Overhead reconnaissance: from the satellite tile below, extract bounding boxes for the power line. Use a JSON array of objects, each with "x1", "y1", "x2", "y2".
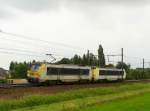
[
  {"x1": 0, "y1": 47, "x2": 68, "y2": 58},
  {"x1": 0, "y1": 36, "x2": 51, "y2": 50},
  {"x1": 0, "y1": 50, "x2": 45, "y2": 57},
  {"x1": 0, "y1": 38, "x2": 75, "y2": 56},
  {"x1": 0, "y1": 50, "x2": 64, "y2": 61},
  {"x1": 0, "y1": 50, "x2": 65, "y2": 65},
  {"x1": 0, "y1": 47, "x2": 44, "y2": 55},
  {"x1": 0, "y1": 30, "x2": 89, "y2": 51},
  {"x1": 1, "y1": 30, "x2": 150, "y2": 67},
  {"x1": 0, "y1": 32, "x2": 89, "y2": 57},
  {"x1": 124, "y1": 55, "x2": 143, "y2": 60},
  {"x1": 0, "y1": 43, "x2": 70, "y2": 61}
]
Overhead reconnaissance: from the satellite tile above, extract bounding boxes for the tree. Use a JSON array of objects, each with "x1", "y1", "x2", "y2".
[
  {"x1": 57, "y1": 58, "x2": 72, "y2": 64},
  {"x1": 105, "y1": 64, "x2": 114, "y2": 68},
  {"x1": 98, "y1": 45, "x2": 105, "y2": 67},
  {"x1": 82, "y1": 54, "x2": 87, "y2": 66},
  {"x1": 72, "y1": 54, "x2": 81, "y2": 65},
  {"x1": 9, "y1": 61, "x2": 15, "y2": 71},
  {"x1": 9, "y1": 61, "x2": 30, "y2": 78},
  {"x1": 87, "y1": 50, "x2": 90, "y2": 65},
  {"x1": 14, "y1": 63, "x2": 29, "y2": 78},
  {"x1": 91, "y1": 54, "x2": 98, "y2": 66},
  {"x1": 89, "y1": 53, "x2": 97, "y2": 66},
  {"x1": 116, "y1": 62, "x2": 130, "y2": 72}
]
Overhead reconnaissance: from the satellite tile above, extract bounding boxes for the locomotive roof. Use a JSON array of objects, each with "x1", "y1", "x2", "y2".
[
  {"x1": 100, "y1": 68, "x2": 124, "y2": 71},
  {"x1": 46, "y1": 64, "x2": 91, "y2": 69}
]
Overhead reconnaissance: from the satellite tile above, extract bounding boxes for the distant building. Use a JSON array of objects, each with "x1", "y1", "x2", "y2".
[{"x1": 0, "y1": 68, "x2": 8, "y2": 79}]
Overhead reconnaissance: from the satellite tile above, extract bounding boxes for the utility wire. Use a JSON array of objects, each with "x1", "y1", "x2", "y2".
[
  {"x1": 0, "y1": 50, "x2": 65, "y2": 61},
  {"x1": 0, "y1": 46, "x2": 74, "y2": 57},
  {"x1": 0, "y1": 50, "x2": 45, "y2": 57},
  {"x1": 1, "y1": 30, "x2": 150, "y2": 67},
  {"x1": 0, "y1": 47, "x2": 66, "y2": 58},
  {"x1": 0, "y1": 31, "x2": 89, "y2": 51},
  {"x1": 0, "y1": 33, "x2": 88, "y2": 56},
  {"x1": 0, "y1": 36, "x2": 77, "y2": 57},
  {"x1": 0, "y1": 36, "x2": 51, "y2": 50},
  {"x1": 0, "y1": 47, "x2": 44, "y2": 55}
]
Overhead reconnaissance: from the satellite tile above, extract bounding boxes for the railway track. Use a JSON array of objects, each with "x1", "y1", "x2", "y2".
[
  {"x1": 0, "y1": 79, "x2": 150, "y2": 89},
  {"x1": 0, "y1": 83, "x2": 33, "y2": 88}
]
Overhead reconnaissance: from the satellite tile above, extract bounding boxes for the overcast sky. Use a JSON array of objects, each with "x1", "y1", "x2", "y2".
[{"x1": 0, "y1": 0, "x2": 150, "y2": 69}]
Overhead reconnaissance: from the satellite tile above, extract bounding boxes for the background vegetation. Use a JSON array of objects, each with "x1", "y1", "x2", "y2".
[
  {"x1": 8, "y1": 44, "x2": 150, "y2": 80},
  {"x1": 9, "y1": 62, "x2": 31, "y2": 78}
]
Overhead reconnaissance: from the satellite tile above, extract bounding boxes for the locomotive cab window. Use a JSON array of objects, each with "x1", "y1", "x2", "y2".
[
  {"x1": 80, "y1": 69, "x2": 89, "y2": 75},
  {"x1": 31, "y1": 65, "x2": 40, "y2": 71},
  {"x1": 99, "y1": 70, "x2": 106, "y2": 75},
  {"x1": 60, "y1": 68, "x2": 80, "y2": 75},
  {"x1": 99, "y1": 70, "x2": 124, "y2": 75},
  {"x1": 47, "y1": 68, "x2": 59, "y2": 75}
]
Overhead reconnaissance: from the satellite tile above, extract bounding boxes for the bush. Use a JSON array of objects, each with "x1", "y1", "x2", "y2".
[
  {"x1": 127, "y1": 69, "x2": 150, "y2": 80},
  {"x1": 0, "y1": 79, "x2": 7, "y2": 83}
]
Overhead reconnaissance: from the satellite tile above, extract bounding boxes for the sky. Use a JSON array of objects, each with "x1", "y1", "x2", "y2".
[{"x1": 0, "y1": 0, "x2": 150, "y2": 69}]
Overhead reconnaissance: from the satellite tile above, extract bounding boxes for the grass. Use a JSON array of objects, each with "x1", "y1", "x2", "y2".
[
  {"x1": 80, "y1": 92, "x2": 150, "y2": 111},
  {"x1": 13, "y1": 88, "x2": 150, "y2": 111},
  {"x1": 0, "y1": 83, "x2": 150, "y2": 111}
]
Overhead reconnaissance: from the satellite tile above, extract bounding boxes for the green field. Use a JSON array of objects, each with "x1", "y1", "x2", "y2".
[
  {"x1": 80, "y1": 92, "x2": 150, "y2": 111},
  {"x1": 1, "y1": 82, "x2": 150, "y2": 111}
]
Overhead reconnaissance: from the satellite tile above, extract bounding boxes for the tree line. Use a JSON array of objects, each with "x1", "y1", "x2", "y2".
[
  {"x1": 9, "y1": 44, "x2": 107, "y2": 78},
  {"x1": 9, "y1": 61, "x2": 31, "y2": 78},
  {"x1": 57, "y1": 45, "x2": 106, "y2": 67},
  {"x1": 8, "y1": 44, "x2": 150, "y2": 80}
]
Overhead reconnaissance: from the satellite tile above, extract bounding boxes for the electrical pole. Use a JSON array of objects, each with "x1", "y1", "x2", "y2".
[
  {"x1": 87, "y1": 50, "x2": 90, "y2": 66},
  {"x1": 143, "y1": 58, "x2": 145, "y2": 79},
  {"x1": 121, "y1": 48, "x2": 124, "y2": 70},
  {"x1": 121, "y1": 48, "x2": 124, "y2": 80}
]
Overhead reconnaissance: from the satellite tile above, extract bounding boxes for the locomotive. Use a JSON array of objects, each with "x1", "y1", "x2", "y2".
[{"x1": 27, "y1": 63, "x2": 126, "y2": 84}]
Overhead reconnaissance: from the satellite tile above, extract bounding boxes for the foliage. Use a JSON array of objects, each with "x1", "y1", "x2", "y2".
[
  {"x1": 116, "y1": 62, "x2": 130, "y2": 72},
  {"x1": 57, "y1": 44, "x2": 106, "y2": 67},
  {"x1": 115, "y1": 62, "x2": 150, "y2": 80},
  {"x1": 98, "y1": 45, "x2": 105, "y2": 67},
  {"x1": 0, "y1": 79, "x2": 7, "y2": 83},
  {"x1": 9, "y1": 61, "x2": 31, "y2": 78},
  {"x1": 57, "y1": 58, "x2": 72, "y2": 64},
  {"x1": 127, "y1": 69, "x2": 150, "y2": 80},
  {"x1": 105, "y1": 64, "x2": 114, "y2": 68},
  {"x1": 72, "y1": 54, "x2": 82, "y2": 65}
]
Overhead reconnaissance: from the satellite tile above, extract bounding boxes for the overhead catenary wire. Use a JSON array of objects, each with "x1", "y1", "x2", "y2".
[
  {"x1": 0, "y1": 30, "x2": 89, "y2": 52},
  {"x1": 0, "y1": 50, "x2": 45, "y2": 57},
  {"x1": 0, "y1": 35, "x2": 80, "y2": 53},
  {"x1": 124, "y1": 55, "x2": 143, "y2": 60},
  {"x1": 0, "y1": 36, "x2": 52, "y2": 50},
  {"x1": 0, "y1": 47, "x2": 44, "y2": 55},
  {"x1": 0, "y1": 31, "x2": 81, "y2": 56},
  {"x1": 0, "y1": 50, "x2": 64, "y2": 60},
  {"x1": 0, "y1": 38, "x2": 67, "y2": 58},
  {"x1": 0, "y1": 46, "x2": 149, "y2": 68},
  {"x1": 0, "y1": 31, "x2": 89, "y2": 57},
  {"x1": 0, "y1": 36, "x2": 79, "y2": 57},
  {"x1": 1, "y1": 30, "x2": 150, "y2": 68},
  {"x1": 0, "y1": 47, "x2": 65, "y2": 57}
]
